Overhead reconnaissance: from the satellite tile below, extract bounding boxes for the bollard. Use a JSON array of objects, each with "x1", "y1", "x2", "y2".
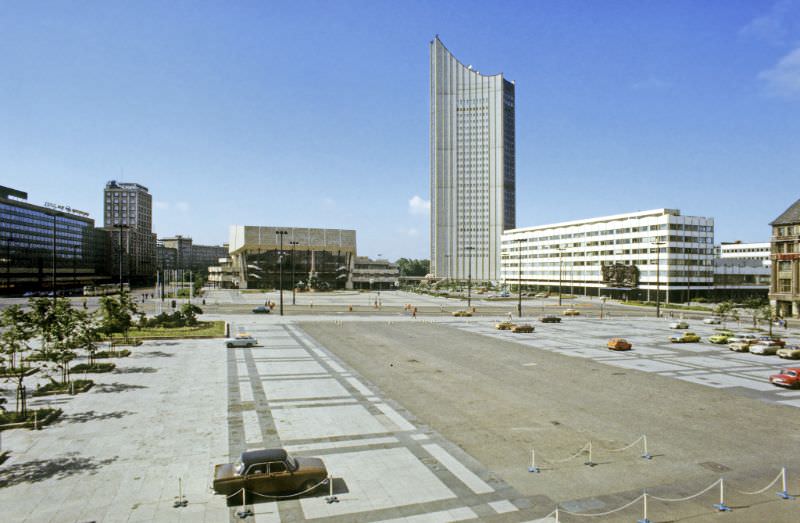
[
  {"x1": 325, "y1": 474, "x2": 339, "y2": 503},
  {"x1": 637, "y1": 491, "x2": 650, "y2": 523},
  {"x1": 713, "y1": 478, "x2": 731, "y2": 511},
  {"x1": 34, "y1": 411, "x2": 38, "y2": 430},
  {"x1": 642, "y1": 434, "x2": 652, "y2": 460},
  {"x1": 778, "y1": 467, "x2": 794, "y2": 499},
  {"x1": 528, "y1": 448, "x2": 540, "y2": 473},
  {"x1": 584, "y1": 441, "x2": 595, "y2": 467}
]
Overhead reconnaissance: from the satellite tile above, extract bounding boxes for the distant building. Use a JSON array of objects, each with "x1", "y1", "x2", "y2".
[
  {"x1": 769, "y1": 199, "x2": 800, "y2": 318},
  {"x1": 0, "y1": 185, "x2": 109, "y2": 294},
  {"x1": 430, "y1": 37, "x2": 515, "y2": 282},
  {"x1": 228, "y1": 226, "x2": 356, "y2": 290},
  {"x1": 351, "y1": 257, "x2": 399, "y2": 290},
  {"x1": 156, "y1": 242, "x2": 178, "y2": 271},
  {"x1": 158, "y1": 235, "x2": 227, "y2": 273},
  {"x1": 100, "y1": 181, "x2": 156, "y2": 285},
  {"x1": 712, "y1": 241, "x2": 770, "y2": 300},
  {"x1": 208, "y1": 257, "x2": 236, "y2": 288},
  {"x1": 500, "y1": 209, "x2": 715, "y2": 301},
  {"x1": 718, "y1": 241, "x2": 771, "y2": 262}
]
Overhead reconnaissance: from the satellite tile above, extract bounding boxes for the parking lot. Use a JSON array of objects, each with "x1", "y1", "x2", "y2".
[{"x1": 1, "y1": 300, "x2": 799, "y2": 522}]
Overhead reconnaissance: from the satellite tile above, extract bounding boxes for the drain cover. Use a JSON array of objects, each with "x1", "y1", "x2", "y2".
[{"x1": 699, "y1": 461, "x2": 731, "y2": 473}]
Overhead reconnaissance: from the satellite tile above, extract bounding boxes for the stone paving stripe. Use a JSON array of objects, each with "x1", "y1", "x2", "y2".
[
  {"x1": 376, "y1": 402, "x2": 416, "y2": 431},
  {"x1": 488, "y1": 499, "x2": 519, "y2": 514},
  {"x1": 374, "y1": 506, "x2": 479, "y2": 523},
  {"x1": 269, "y1": 398, "x2": 359, "y2": 408},
  {"x1": 411, "y1": 434, "x2": 430, "y2": 441},
  {"x1": 346, "y1": 376, "x2": 374, "y2": 396},
  {"x1": 284, "y1": 436, "x2": 400, "y2": 453},
  {"x1": 243, "y1": 410, "x2": 262, "y2": 445},
  {"x1": 778, "y1": 399, "x2": 800, "y2": 407},
  {"x1": 422, "y1": 444, "x2": 494, "y2": 494}
]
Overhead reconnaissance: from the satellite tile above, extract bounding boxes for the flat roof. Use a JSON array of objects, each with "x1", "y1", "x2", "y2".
[{"x1": 504, "y1": 208, "x2": 713, "y2": 235}]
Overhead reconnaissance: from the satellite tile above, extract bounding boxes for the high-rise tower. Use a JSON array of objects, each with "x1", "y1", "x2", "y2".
[{"x1": 430, "y1": 36, "x2": 515, "y2": 282}]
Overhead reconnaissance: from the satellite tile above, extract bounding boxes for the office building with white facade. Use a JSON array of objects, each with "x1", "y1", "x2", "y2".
[
  {"x1": 500, "y1": 209, "x2": 715, "y2": 302},
  {"x1": 430, "y1": 36, "x2": 515, "y2": 282}
]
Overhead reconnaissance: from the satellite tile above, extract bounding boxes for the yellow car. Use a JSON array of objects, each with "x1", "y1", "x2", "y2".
[
  {"x1": 670, "y1": 332, "x2": 701, "y2": 343},
  {"x1": 452, "y1": 310, "x2": 472, "y2": 317},
  {"x1": 563, "y1": 308, "x2": 580, "y2": 316},
  {"x1": 495, "y1": 321, "x2": 515, "y2": 330}
]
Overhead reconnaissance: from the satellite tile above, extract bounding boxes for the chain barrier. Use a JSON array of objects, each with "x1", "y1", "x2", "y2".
[
  {"x1": 545, "y1": 442, "x2": 590, "y2": 464},
  {"x1": 604, "y1": 435, "x2": 643, "y2": 453},
  {"x1": 648, "y1": 479, "x2": 721, "y2": 502},
  {"x1": 224, "y1": 475, "x2": 330, "y2": 501},
  {"x1": 735, "y1": 469, "x2": 783, "y2": 495},
  {"x1": 531, "y1": 435, "x2": 649, "y2": 470}
]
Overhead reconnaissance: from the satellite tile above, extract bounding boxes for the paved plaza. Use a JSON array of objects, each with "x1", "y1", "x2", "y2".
[{"x1": 1, "y1": 292, "x2": 799, "y2": 522}]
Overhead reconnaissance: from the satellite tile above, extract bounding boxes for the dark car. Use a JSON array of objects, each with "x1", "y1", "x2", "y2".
[
  {"x1": 213, "y1": 448, "x2": 328, "y2": 499},
  {"x1": 540, "y1": 315, "x2": 561, "y2": 323},
  {"x1": 252, "y1": 306, "x2": 270, "y2": 314}
]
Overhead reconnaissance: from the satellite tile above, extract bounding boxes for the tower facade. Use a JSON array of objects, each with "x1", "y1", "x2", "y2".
[{"x1": 430, "y1": 37, "x2": 515, "y2": 282}]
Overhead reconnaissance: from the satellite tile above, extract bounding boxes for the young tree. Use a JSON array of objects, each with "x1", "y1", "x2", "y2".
[
  {"x1": 99, "y1": 292, "x2": 137, "y2": 341},
  {"x1": 759, "y1": 304, "x2": 775, "y2": 337},
  {"x1": 0, "y1": 305, "x2": 35, "y2": 415},
  {"x1": 75, "y1": 310, "x2": 103, "y2": 367},
  {"x1": 743, "y1": 297, "x2": 766, "y2": 329},
  {"x1": 180, "y1": 303, "x2": 203, "y2": 326},
  {"x1": 714, "y1": 301, "x2": 733, "y2": 329}
]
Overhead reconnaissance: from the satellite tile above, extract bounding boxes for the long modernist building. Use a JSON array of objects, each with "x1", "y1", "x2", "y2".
[
  {"x1": 430, "y1": 36, "x2": 515, "y2": 282},
  {"x1": 228, "y1": 226, "x2": 357, "y2": 290},
  {"x1": 500, "y1": 209, "x2": 715, "y2": 302}
]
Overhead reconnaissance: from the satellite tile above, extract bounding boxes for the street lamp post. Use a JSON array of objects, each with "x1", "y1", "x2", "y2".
[
  {"x1": 653, "y1": 240, "x2": 666, "y2": 318},
  {"x1": 465, "y1": 246, "x2": 474, "y2": 309},
  {"x1": 377, "y1": 253, "x2": 383, "y2": 308},
  {"x1": 276, "y1": 230, "x2": 288, "y2": 316},
  {"x1": 52, "y1": 213, "x2": 57, "y2": 304},
  {"x1": 557, "y1": 247, "x2": 565, "y2": 307},
  {"x1": 116, "y1": 224, "x2": 129, "y2": 296},
  {"x1": 289, "y1": 241, "x2": 299, "y2": 305},
  {"x1": 515, "y1": 238, "x2": 524, "y2": 317}
]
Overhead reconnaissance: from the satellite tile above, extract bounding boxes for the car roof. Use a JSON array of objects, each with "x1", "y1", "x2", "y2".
[{"x1": 240, "y1": 448, "x2": 287, "y2": 465}]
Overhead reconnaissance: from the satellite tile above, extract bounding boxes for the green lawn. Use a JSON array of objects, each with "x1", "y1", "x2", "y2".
[{"x1": 111, "y1": 320, "x2": 225, "y2": 339}]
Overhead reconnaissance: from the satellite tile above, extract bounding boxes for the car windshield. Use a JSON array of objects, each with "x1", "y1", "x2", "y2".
[{"x1": 286, "y1": 456, "x2": 298, "y2": 471}]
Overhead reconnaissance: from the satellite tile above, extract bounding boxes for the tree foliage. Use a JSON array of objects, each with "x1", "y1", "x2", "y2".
[{"x1": 396, "y1": 258, "x2": 430, "y2": 277}]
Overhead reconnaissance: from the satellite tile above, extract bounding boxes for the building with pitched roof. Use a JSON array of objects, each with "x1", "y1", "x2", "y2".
[{"x1": 769, "y1": 198, "x2": 800, "y2": 317}]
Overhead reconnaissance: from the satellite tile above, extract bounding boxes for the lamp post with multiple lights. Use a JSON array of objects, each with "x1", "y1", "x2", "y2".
[
  {"x1": 289, "y1": 240, "x2": 299, "y2": 305},
  {"x1": 653, "y1": 240, "x2": 666, "y2": 318},
  {"x1": 515, "y1": 238, "x2": 524, "y2": 317},
  {"x1": 465, "y1": 246, "x2": 475, "y2": 309},
  {"x1": 276, "y1": 230, "x2": 288, "y2": 316}
]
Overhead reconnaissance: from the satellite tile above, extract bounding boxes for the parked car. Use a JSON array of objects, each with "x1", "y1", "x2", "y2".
[
  {"x1": 777, "y1": 345, "x2": 800, "y2": 360},
  {"x1": 670, "y1": 332, "x2": 701, "y2": 343},
  {"x1": 495, "y1": 321, "x2": 515, "y2": 330},
  {"x1": 728, "y1": 342, "x2": 752, "y2": 352},
  {"x1": 226, "y1": 335, "x2": 258, "y2": 348},
  {"x1": 669, "y1": 321, "x2": 689, "y2": 329},
  {"x1": 540, "y1": 315, "x2": 561, "y2": 323},
  {"x1": 213, "y1": 448, "x2": 328, "y2": 497},
  {"x1": 756, "y1": 336, "x2": 786, "y2": 348},
  {"x1": 750, "y1": 343, "x2": 779, "y2": 355},
  {"x1": 727, "y1": 334, "x2": 759, "y2": 344},
  {"x1": 534, "y1": 292, "x2": 550, "y2": 298},
  {"x1": 769, "y1": 368, "x2": 800, "y2": 389},
  {"x1": 452, "y1": 310, "x2": 472, "y2": 317},
  {"x1": 512, "y1": 324, "x2": 534, "y2": 333},
  {"x1": 252, "y1": 306, "x2": 270, "y2": 314},
  {"x1": 708, "y1": 333, "x2": 733, "y2": 344},
  {"x1": 607, "y1": 338, "x2": 632, "y2": 351},
  {"x1": 703, "y1": 317, "x2": 722, "y2": 325},
  {"x1": 563, "y1": 308, "x2": 580, "y2": 316}
]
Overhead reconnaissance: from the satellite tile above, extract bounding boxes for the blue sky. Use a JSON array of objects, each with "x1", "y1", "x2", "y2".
[{"x1": 1, "y1": 1, "x2": 799, "y2": 260}]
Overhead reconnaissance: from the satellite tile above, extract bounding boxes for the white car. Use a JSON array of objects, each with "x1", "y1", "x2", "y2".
[
  {"x1": 703, "y1": 317, "x2": 721, "y2": 325},
  {"x1": 750, "y1": 343, "x2": 779, "y2": 355},
  {"x1": 727, "y1": 334, "x2": 759, "y2": 344},
  {"x1": 225, "y1": 335, "x2": 258, "y2": 348},
  {"x1": 669, "y1": 321, "x2": 689, "y2": 329}
]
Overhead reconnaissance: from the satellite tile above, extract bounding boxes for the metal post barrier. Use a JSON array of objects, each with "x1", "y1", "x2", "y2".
[
  {"x1": 637, "y1": 491, "x2": 650, "y2": 523},
  {"x1": 325, "y1": 474, "x2": 339, "y2": 503},
  {"x1": 778, "y1": 467, "x2": 794, "y2": 500},
  {"x1": 713, "y1": 478, "x2": 731, "y2": 511},
  {"x1": 528, "y1": 448, "x2": 540, "y2": 473},
  {"x1": 236, "y1": 489, "x2": 252, "y2": 519},
  {"x1": 584, "y1": 441, "x2": 595, "y2": 467},
  {"x1": 642, "y1": 434, "x2": 652, "y2": 460}
]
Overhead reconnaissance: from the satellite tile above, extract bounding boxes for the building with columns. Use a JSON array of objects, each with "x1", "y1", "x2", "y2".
[{"x1": 769, "y1": 199, "x2": 800, "y2": 318}]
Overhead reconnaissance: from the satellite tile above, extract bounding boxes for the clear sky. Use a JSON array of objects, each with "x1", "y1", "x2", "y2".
[{"x1": 1, "y1": 1, "x2": 798, "y2": 260}]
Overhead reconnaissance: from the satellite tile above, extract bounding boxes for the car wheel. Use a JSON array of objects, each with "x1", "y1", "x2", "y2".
[
  {"x1": 299, "y1": 479, "x2": 318, "y2": 496},
  {"x1": 226, "y1": 343, "x2": 233, "y2": 348},
  {"x1": 247, "y1": 343, "x2": 253, "y2": 348}
]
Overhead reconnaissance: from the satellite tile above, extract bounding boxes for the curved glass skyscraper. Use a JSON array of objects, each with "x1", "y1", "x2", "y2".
[{"x1": 430, "y1": 36, "x2": 515, "y2": 282}]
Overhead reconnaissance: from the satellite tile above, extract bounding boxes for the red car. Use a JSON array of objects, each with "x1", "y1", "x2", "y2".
[
  {"x1": 769, "y1": 368, "x2": 800, "y2": 389},
  {"x1": 757, "y1": 336, "x2": 786, "y2": 347}
]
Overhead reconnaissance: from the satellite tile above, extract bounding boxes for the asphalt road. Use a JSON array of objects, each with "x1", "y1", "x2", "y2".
[{"x1": 300, "y1": 320, "x2": 800, "y2": 522}]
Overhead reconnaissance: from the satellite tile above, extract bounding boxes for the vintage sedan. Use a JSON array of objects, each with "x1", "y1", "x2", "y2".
[
  {"x1": 252, "y1": 306, "x2": 271, "y2": 314},
  {"x1": 225, "y1": 335, "x2": 258, "y2": 348},
  {"x1": 563, "y1": 308, "x2": 580, "y2": 316},
  {"x1": 213, "y1": 448, "x2": 328, "y2": 498},
  {"x1": 495, "y1": 321, "x2": 515, "y2": 330},
  {"x1": 669, "y1": 321, "x2": 689, "y2": 329},
  {"x1": 670, "y1": 332, "x2": 701, "y2": 343},
  {"x1": 728, "y1": 341, "x2": 752, "y2": 352},
  {"x1": 750, "y1": 342, "x2": 779, "y2": 356},
  {"x1": 512, "y1": 323, "x2": 535, "y2": 333},
  {"x1": 769, "y1": 368, "x2": 800, "y2": 389},
  {"x1": 777, "y1": 345, "x2": 800, "y2": 360},
  {"x1": 756, "y1": 336, "x2": 786, "y2": 348},
  {"x1": 607, "y1": 338, "x2": 632, "y2": 351},
  {"x1": 708, "y1": 333, "x2": 733, "y2": 344},
  {"x1": 452, "y1": 310, "x2": 472, "y2": 317},
  {"x1": 540, "y1": 315, "x2": 562, "y2": 323},
  {"x1": 727, "y1": 334, "x2": 759, "y2": 345},
  {"x1": 703, "y1": 317, "x2": 722, "y2": 325}
]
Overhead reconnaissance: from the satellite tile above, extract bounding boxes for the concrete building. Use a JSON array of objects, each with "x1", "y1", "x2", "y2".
[
  {"x1": 351, "y1": 257, "x2": 400, "y2": 290},
  {"x1": 208, "y1": 257, "x2": 237, "y2": 288},
  {"x1": 712, "y1": 241, "x2": 770, "y2": 300},
  {"x1": 500, "y1": 209, "x2": 715, "y2": 301},
  {"x1": 228, "y1": 226, "x2": 357, "y2": 290},
  {"x1": 719, "y1": 241, "x2": 771, "y2": 261},
  {"x1": 430, "y1": 36, "x2": 515, "y2": 282},
  {"x1": 0, "y1": 185, "x2": 109, "y2": 294},
  {"x1": 101, "y1": 181, "x2": 156, "y2": 284},
  {"x1": 769, "y1": 199, "x2": 800, "y2": 317},
  {"x1": 158, "y1": 235, "x2": 227, "y2": 273}
]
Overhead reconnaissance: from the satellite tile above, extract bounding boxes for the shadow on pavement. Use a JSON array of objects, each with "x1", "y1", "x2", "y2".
[
  {"x1": 0, "y1": 453, "x2": 118, "y2": 487},
  {"x1": 93, "y1": 382, "x2": 148, "y2": 394},
  {"x1": 61, "y1": 410, "x2": 134, "y2": 424},
  {"x1": 136, "y1": 350, "x2": 174, "y2": 357},
  {"x1": 112, "y1": 367, "x2": 157, "y2": 374},
  {"x1": 226, "y1": 478, "x2": 350, "y2": 507}
]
